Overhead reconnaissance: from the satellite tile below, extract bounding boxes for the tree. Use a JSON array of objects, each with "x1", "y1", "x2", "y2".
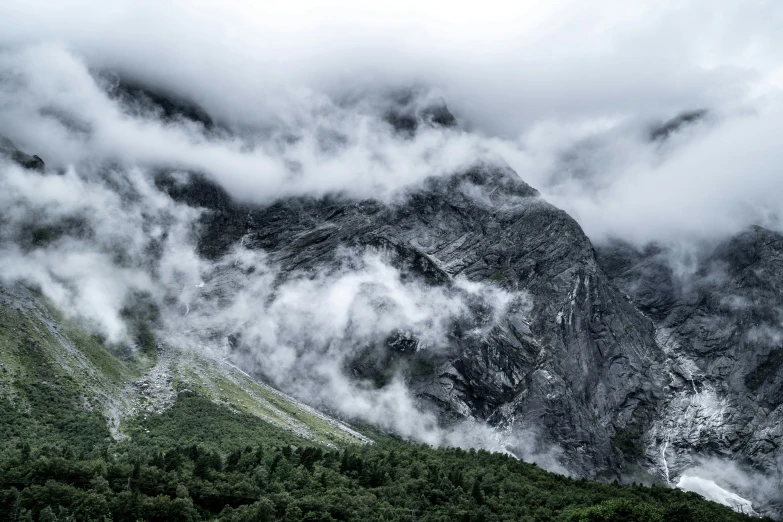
[
  {"x1": 564, "y1": 499, "x2": 665, "y2": 522},
  {"x1": 471, "y1": 477, "x2": 484, "y2": 505},
  {"x1": 39, "y1": 506, "x2": 57, "y2": 522}
]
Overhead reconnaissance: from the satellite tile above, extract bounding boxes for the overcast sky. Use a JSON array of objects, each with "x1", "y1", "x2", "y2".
[{"x1": 1, "y1": 0, "x2": 783, "y2": 245}]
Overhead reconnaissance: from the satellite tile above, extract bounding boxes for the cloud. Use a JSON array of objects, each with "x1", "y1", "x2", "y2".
[
  {"x1": 3, "y1": 0, "x2": 783, "y2": 481},
  {"x1": 170, "y1": 247, "x2": 530, "y2": 448},
  {"x1": 0, "y1": 149, "x2": 551, "y2": 467},
  {"x1": 0, "y1": 160, "x2": 201, "y2": 341},
  {"x1": 0, "y1": 0, "x2": 776, "y2": 133},
  {"x1": 0, "y1": 44, "x2": 501, "y2": 203},
  {"x1": 1, "y1": 0, "x2": 783, "y2": 245},
  {"x1": 514, "y1": 101, "x2": 783, "y2": 245},
  {"x1": 677, "y1": 475, "x2": 757, "y2": 515},
  {"x1": 677, "y1": 457, "x2": 783, "y2": 516}
]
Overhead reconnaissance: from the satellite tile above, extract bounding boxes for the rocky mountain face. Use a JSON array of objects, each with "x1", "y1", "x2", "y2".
[
  {"x1": 0, "y1": 136, "x2": 45, "y2": 172},
  {"x1": 597, "y1": 228, "x2": 783, "y2": 511},
  {"x1": 5, "y1": 83, "x2": 782, "y2": 514},
  {"x1": 158, "y1": 152, "x2": 668, "y2": 478},
  {"x1": 153, "y1": 96, "x2": 783, "y2": 512}
]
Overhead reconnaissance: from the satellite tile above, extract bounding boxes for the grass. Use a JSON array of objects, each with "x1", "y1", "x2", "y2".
[
  {"x1": 489, "y1": 269, "x2": 509, "y2": 281},
  {"x1": 178, "y1": 354, "x2": 368, "y2": 446},
  {"x1": 122, "y1": 392, "x2": 304, "y2": 453},
  {"x1": 61, "y1": 321, "x2": 138, "y2": 386},
  {"x1": 1, "y1": 285, "x2": 367, "y2": 479},
  {"x1": 0, "y1": 305, "x2": 112, "y2": 456}
]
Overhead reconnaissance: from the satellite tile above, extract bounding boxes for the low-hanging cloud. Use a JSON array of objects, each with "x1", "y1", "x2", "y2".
[
  {"x1": 3, "y1": 0, "x2": 783, "y2": 485},
  {"x1": 169, "y1": 246, "x2": 533, "y2": 447},
  {"x1": 677, "y1": 457, "x2": 783, "y2": 515},
  {"x1": 508, "y1": 101, "x2": 783, "y2": 246},
  {"x1": 0, "y1": 160, "x2": 201, "y2": 341},
  {"x1": 1, "y1": 0, "x2": 783, "y2": 246},
  {"x1": 0, "y1": 44, "x2": 499, "y2": 203},
  {"x1": 0, "y1": 150, "x2": 556, "y2": 468}
]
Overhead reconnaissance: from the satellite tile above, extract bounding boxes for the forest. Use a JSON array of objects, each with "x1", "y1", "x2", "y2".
[{"x1": 0, "y1": 386, "x2": 768, "y2": 522}]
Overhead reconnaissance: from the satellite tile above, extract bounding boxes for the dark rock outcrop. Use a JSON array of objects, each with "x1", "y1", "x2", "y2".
[
  {"x1": 0, "y1": 136, "x2": 45, "y2": 171},
  {"x1": 597, "y1": 227, "x2": 783, "y2": 512},
  {"x1": 383, "y1": 89, "x2": 458, "y2": 136},
  {"x1": 649, "y1": 109, "x2": 708, "y2": 141},
  {"x1": 103, "y1": 76, "x2": 216, "y2": 130},
  {"x1": 162, "y1": 165, "x2": 666, "y2": 477}
]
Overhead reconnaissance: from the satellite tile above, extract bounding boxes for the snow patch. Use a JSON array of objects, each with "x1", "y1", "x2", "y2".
[{"x1": 677, "y1": 474, "x2": 758, "y2": 516}]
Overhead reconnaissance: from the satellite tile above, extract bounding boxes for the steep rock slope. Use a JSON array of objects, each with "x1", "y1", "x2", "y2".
[
  {"x1": 597, "y1": 227, "x2": 783, "y2": 511},
  {"x1": 9, "y1": 82, "x2": 782, "y2": 513},
  {"x1": 161, "y1": 163, "x2": 667, "y2": 477},
  {"x1": 0, "y1": 136, "x2": 45, "y2": 172}
]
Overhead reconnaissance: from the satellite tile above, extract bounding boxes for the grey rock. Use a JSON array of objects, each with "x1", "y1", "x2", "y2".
[
  {"x1": 0, "y1": 136, "x2": 45, "y2": 172},
  {"x1": 648, "y1": 109, "x2": 708, "y2": 142},
  {"x1": 163, "y1": 165, "x2": 667, "y2": 477},
  {"x1": 383, "y1": 89, "x2": 458, "y2": 135},
  {"x1": 597, "y1": 226, "x2": 783, "y2": 512},
  {"x1": 102, "y1": 75, "x2": 216, "y2": 131}
]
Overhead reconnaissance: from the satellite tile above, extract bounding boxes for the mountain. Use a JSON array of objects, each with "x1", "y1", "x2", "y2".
[
  {"x1": 1, "y1": 80, "x2": 782, "y2": 518},
  {"x1": 141, "y1": 88, "x2": 781, "y2": 514},
  {"x1": 160, "y1": 162, "x2": 666, "y2": 481},
  {"x1": 0, "y1": 260, "x2": 766, "y2": 522},
  {"x1": 596, "y1": 227, "x2": 783, "y2": 513}
]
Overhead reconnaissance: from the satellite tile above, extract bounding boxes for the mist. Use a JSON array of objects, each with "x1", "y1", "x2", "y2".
[
  {"x1": 0, "y1": 146, "x2": 563, "y2": 469},
  {"x1": 2, "y1": 0, "x2": 783, "y2": 501},
  {"x1": 1, "y1": 1, "x2": 783, "y2": 246},
  {"x1": 678, "y1": 458, "x2": 783, "y2": 515}
]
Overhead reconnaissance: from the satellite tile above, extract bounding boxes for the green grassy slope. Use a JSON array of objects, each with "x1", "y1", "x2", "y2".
[
  {"x1": 0, "y1": 284, "x2": 771, "y2": 521},
  {"x1": 0, "y1": 284, "x2": 368, "y2": 448}
]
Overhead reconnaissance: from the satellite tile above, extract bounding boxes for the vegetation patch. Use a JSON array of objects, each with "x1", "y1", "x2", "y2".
[
  {"x1": 0, "y1": 390, "x2": 767, "y2": 521},
  {"x1": 489, "y1": 270, "x2": 508, "y2": 281}
]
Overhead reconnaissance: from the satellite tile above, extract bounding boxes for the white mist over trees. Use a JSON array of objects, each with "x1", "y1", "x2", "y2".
[{"x1": 1, "y1": 1, "x2": 783, "y2": 512}]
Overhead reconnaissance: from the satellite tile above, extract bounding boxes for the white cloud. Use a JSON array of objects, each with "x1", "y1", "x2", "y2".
[
  {"x1": 0, "y1": 160, "x2": 200, "y2": 341},
  {"x1": 677, "y1": 457, "x2": 783, "y2": 516},
  {"x1": 1, "y1": 0, "x2": 777, "y2": 132},
  {"x1": 510, "y1": 100, "x2": 783, "y2": 245},
  {"x1": 3, "y1": 0, "x2": 783, "y2": 479},
  {"x1": 1, "y1": 1, "x2": 783, "y2": 244}
]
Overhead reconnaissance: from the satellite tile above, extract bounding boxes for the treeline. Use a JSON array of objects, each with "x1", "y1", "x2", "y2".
[{"x1": 0, "y1": 393, "x2": 770, "y2": 522}]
